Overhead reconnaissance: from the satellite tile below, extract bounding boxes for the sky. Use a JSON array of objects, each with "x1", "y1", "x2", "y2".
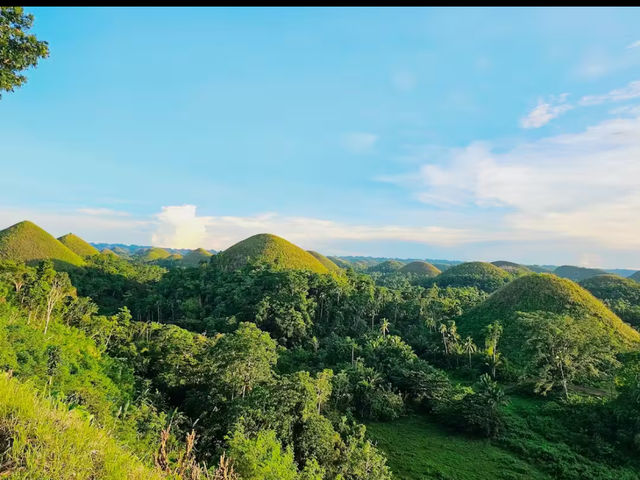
[{"x1": 2, "y1": 7, "x2": 640, "y2": 268}]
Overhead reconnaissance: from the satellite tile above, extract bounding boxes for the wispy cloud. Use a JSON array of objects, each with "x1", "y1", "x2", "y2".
[
  {"x1": 627, "y1": 40, "x2": 640, "y2": 49},
  {"x1": 579, "y1": 80, "x2": 640, "y2": 106},
  {"x1": 520, "y1": 94, "x2": 572, "y2": 128},
  {"x1": 384, "y1": 113, "x2": 640, "y2": 250},
  {"x1": 342, "y1": 132, "x2": 378, "y2": 154}
]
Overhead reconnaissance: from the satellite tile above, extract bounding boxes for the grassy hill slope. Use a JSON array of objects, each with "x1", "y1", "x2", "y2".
[
  {"x1": 214, "y1": 233, "x2": 329, "y2": 273},
  {"x1": 181, "y1": 248, "x2": 213, "y2": 267},
  {"x1": 491, "y1": 261, "x2": 532, "y2": 276},
  {"x1": 435, "y1": 262, "x2": 512, "y2": 292},
  {"x1": 136, "y1": 247, "x2": 171, "y2": 262},
  {"x1": 554, "y1": 265, "x2": 607, "y2": 282},
  {"x1": 58, "y1": 233, "x2": 100, "y2": 257},
  {"x1": 458, "y1": 274, "x2": 640, "y2": 353},
  {"x1": 367, "y1": 260, "x2": 405, "y2": 274},
  {"x1": 307, "y1": 250, "x2": 342, "y2": 273},
  {"x1": 0, "y1": 221, "x2": 85, "y2": 268},
  {"x1": 399, "y1": 261, "x2": 441, "y2": 277},
  {"x1": 0, "y1": 373, "x2": 164, "y2": 480}
]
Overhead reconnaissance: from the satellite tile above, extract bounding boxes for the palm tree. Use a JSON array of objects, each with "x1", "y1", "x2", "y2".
[
  {"x1": 463, "y1": 336, "x2": 477, "y2": 368},
  {"x1": 439, "y1": 323, "x2": 449, "y2": 354},
  {"x1": 380, "y1": 318, "x2": 390, "y2": 338}
]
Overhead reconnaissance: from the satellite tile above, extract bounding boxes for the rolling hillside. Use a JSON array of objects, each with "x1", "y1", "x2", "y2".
[
  {"x1": 214, "y1": 233, "x2": 329, "y2": 273},
  {"x1": 434, "y1": 262, "x2": 512, "y2": 292},
  {"x1": 0, "y1": 221, "x2": 85, "y2": 268},
  {"x1": 58, "y1": 233, "x2": 100, "y2": 257},
  {"x1": 308, "y1": 250, "x2": 342, "y2": 273},
  {"x1": 367, "y1": 260, "x2": 405, "y2": 273},
  {"x1": 399, "y1": 261, "x2": 441, "y2": 277},
  {"x1": 491, "y1": 260, "x2": 532, "y2": 276},
  {"x1": 181, "y1": 247, "x2": 213, "y2": 267},
  {"x1": 554, "y1": 265, "x2": 607, "y2": 282}
]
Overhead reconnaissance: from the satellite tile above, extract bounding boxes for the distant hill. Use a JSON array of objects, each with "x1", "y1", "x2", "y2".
[
  {"x1": 434, "y1": 261, "x2": 512, "y2": 292},
  {"x1": 367, "y1": 260, "x2": 405, "y2": 274},
  {"x1": 307, "y1": 251, "x2": 342, "y2": 273},
  {"x1": 100, "y1": 248, "x2": 118, "y2": 257},
  {"x1": 58, "y1": 233, "x2": 99, "y2": 257},
  {"x1": 491, "y1": 260, "x2": 532, "y2": 276},
  {"x1": 328, "y1": 256, "x2": 352, "y2": 269},
  {"x1": 630, "y1": 271, "x2": 640, "y2": 282},
  {"x1": 604, "y1": 268, "x2": 638, "y2": 278},
  {"x1": 135, "y1": 247, "x2": 171, "y2": 262},
  {"x1": 580, "y1": 274, "x2": 640, "y2": 328},
  {"x1": 526, "y1": 264, "x2": 555, "y2": 273},
  {"x1": 181, "y1": 247, "x2": 213, "y2": 267},
  {"x1": 91, "y1": 243, "x2": 211, "y2": 257},
  {"x1": 554, "y1": 265, "x2": 608, "y2": 282},
  {"x1": 0, "y1": 221, "x2": 85, "y2": 269},
  {"x1": 458, "y1": 274, "x2": 640, "y2": 369},
  {"x1": 214, "y1": 233, "x2": 329, "y2": 273},
  {"x1": 399, "y1": 261, "x2": 441, "y2": 277}
]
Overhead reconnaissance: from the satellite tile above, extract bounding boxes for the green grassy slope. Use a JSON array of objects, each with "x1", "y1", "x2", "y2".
[
  {"x1": 58, "y1": 233, "x2": 100, "y2": 257},
  {"x1": 136, "y1": 247, "x2": 171, "y2": 262},
  {"x1": 307, "y1": 250, "x2": 342, "y2": 273},
  {"x1": 399, "y1": 261, "x2": 441, "y2": 277},
  {"x1": 458, "y1": 274, "x2": 640, "y2": 350},
  {"x1": 491, "y1": 261, "x2": 532, "y2": 276},
  {"x1": 0, "y1": 221, "x2": 85, "y2": 268},
  {"x1": 0, "y1": 373, "x2": 165, "y2": 480},
  {"x1": 100, "y1": 248, "x2": 119, "y2": 257},
  {"x1": 215, "y1": 233, "x2": 329, "y2": 274},
  {"x1": 367, "y1": 260, "x2": 405, "y2": 273},
  {"x1": 435, "y1": 261, "x2": 512, "y2": 292},
  {"x1": 630, "y1": 271, "x2": 640, "y2": 282},
  {"x1": 181, "y1": 247, "x2": 213, "y2": 267},
  {"x1": 327, "y1": 256, "x2": 352, "y2": 269},
  {"x1": 554, "y1": 265, "x2": 607, "y2": 282},
  {"x1": 580, "y1": 274, "x2": 640, "y2": 303},
  {"x1": 366, "y1": 415, "x2": 548, "y2": 480}
]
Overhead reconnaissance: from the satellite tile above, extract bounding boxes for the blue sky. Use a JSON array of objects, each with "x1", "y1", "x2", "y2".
[{"x1": 2, "y1": 7, "x2": 640, "y2": 268}]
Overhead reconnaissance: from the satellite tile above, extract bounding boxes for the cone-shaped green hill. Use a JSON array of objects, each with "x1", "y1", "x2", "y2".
[
  {"x1": 58, "y1": 233, "x2": 100, "y2": 257},
  {"x1": 554, "y1": 265, "x2": 607, "y2": 282},
  {"x1": 181, "y1": 248, "x2": 213, "y2": 267},
  {"x1": 491, "y1": 260, "x2": 532, "y2": 276},
  {"x1": 367, "y1": 260, "x2": 405, "y2": 274},
  {"x1": 434, "y1": 261, "x2": 511, "y2": 292},
  {"x1": 0, "y1": 221, "x2": 84, "y2": 268},
  {"x1": 215, "y1": 234, "x2": 329, "y2": 273},
  {"x1": 458, "y1": 274, "x2": 640, "y2": 351},
  {"x1": 307, "y1": 250, "x2": 342, "y2": 273},
  {"x1": 136, "y1": 247, "x2": 171, "y2": 262},
  {"x1": 399, "y1": 261, "x2": 441, "y2": 277}
]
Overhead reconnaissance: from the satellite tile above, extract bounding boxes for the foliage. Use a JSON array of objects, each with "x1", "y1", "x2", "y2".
[
  {"x1": 0, "y1": 7, "x2": 49, "y2": 97},
  {"x1": 434, "y1": 262, "x2": 512, "y2": 292}
]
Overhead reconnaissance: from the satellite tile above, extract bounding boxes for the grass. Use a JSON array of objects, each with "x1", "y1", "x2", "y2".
[
  {"x1": 491, "y1": 261, "x2": 532, "y2": 276},
  {"x1": 434, "y1": 262, "x2": 512, "y2": 292},
  {"x1": 400, "y1": 261, "x2": 441, "y2": 277},
  {"x1": 0, "y1": 221, "x2": 85, "y2": 269},
  {"x1": 630, "y1": 271, "x2": 640, "y2": 282},
  {"x1": 307, "y1": 250, "x2": 342, "y2": 272},
  {"x1": 580, "y1": 274, "x2": 640, "y2": 303},
  {"x1": 58, "y1": 233, "x2": 100, "y2": 257},
  {"x1": 137, "y1": 247, "x2": 171, "y2": 262},
  {"x1": 181, "y1": 248, "x2": 213, "y2": 267},
  {"x1": 366, "y1": 414, "x2": 548, "y2": 480},
  {"x1": 0, "y1": 373, "x2": 166, "y2": 480},
  {"x1": 368, "y1": 260, "x2": 406, "y2": 273},
  {"x1": 215, "y1": 233, "x2": 329, "y2": 274},
  {"x1": 458, "y1": 273, "x2": 640, "y2": 347}
]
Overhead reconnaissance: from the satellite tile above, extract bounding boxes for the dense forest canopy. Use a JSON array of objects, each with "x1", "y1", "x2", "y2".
[{"x1": 1, "y1": 221, "x2": 640, "y2": 479}]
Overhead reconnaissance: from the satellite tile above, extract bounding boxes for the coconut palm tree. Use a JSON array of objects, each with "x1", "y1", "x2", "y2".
[
  {"x1": 380, "y1": 318, "x2": 390, "y2": 338},
  {"x1": 463, "y1": 336, "x2": 477, "y2": 368}
]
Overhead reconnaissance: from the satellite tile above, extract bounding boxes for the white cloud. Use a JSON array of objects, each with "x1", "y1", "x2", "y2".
[
  {"x1": 391, "y1": 71, "x2": 417, "y2": 92},
  {"x1": 342, "y1": 132, "x2": 378, "y2": 154},
  {"x1": 384, "y1": 114, "x2": 640, "y2": 250},
  {"x1": 520, "y1": 94, "x2": 572, "y2": 128},
  {"x1": 152, "y1": 205, "x2": 211, "y2": 249},
  {"x1": 627, "y1": 40, "x2": 640, "y2": 49},
  {"x1": 579, "y1": 80, "x2": 640, "y2": 106}
]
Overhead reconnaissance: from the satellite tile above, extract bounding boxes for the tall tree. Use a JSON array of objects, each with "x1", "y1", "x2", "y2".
[{"x1": 0, "y1": 7, "x2": 49, "y2": 97}]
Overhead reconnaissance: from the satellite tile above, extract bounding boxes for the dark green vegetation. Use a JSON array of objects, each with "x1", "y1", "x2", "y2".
[
  {"x1": 554, "y1": 265, "x2": 608, "y2": 282},
  {"x1": 214, "y1": 233, "x2": 329, "y2": 273},
  {"x1": 0, "y1": 221, "x2": 85, "y2": 268},
  {"x1": 399, "y1": 261, "x2": 441, "y2": 277},
  {"x1": 181, "y1": 247, "x2": 213, "y2": 267},
  {"x1": 434, "y1": 261, "x2": 512, "y2": 292},
  {"x1": 0, "y1": 7, "x2": 49, "y2": 97},
  {"x1": 581, "y1": 274, "x2": 640, "y2": 329},
  {"x1": 1, "y1": 222, "x2": 640, "y2": 479},
  {"x1": 308, "y1": 250, "x2": 342, "y2": 273},
  {"x1": 491, "y1": 260, "x2": 532, "y2": 276},
  {"x1": 58, "y1": 233, "x2": 100, "y2": 257}
]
